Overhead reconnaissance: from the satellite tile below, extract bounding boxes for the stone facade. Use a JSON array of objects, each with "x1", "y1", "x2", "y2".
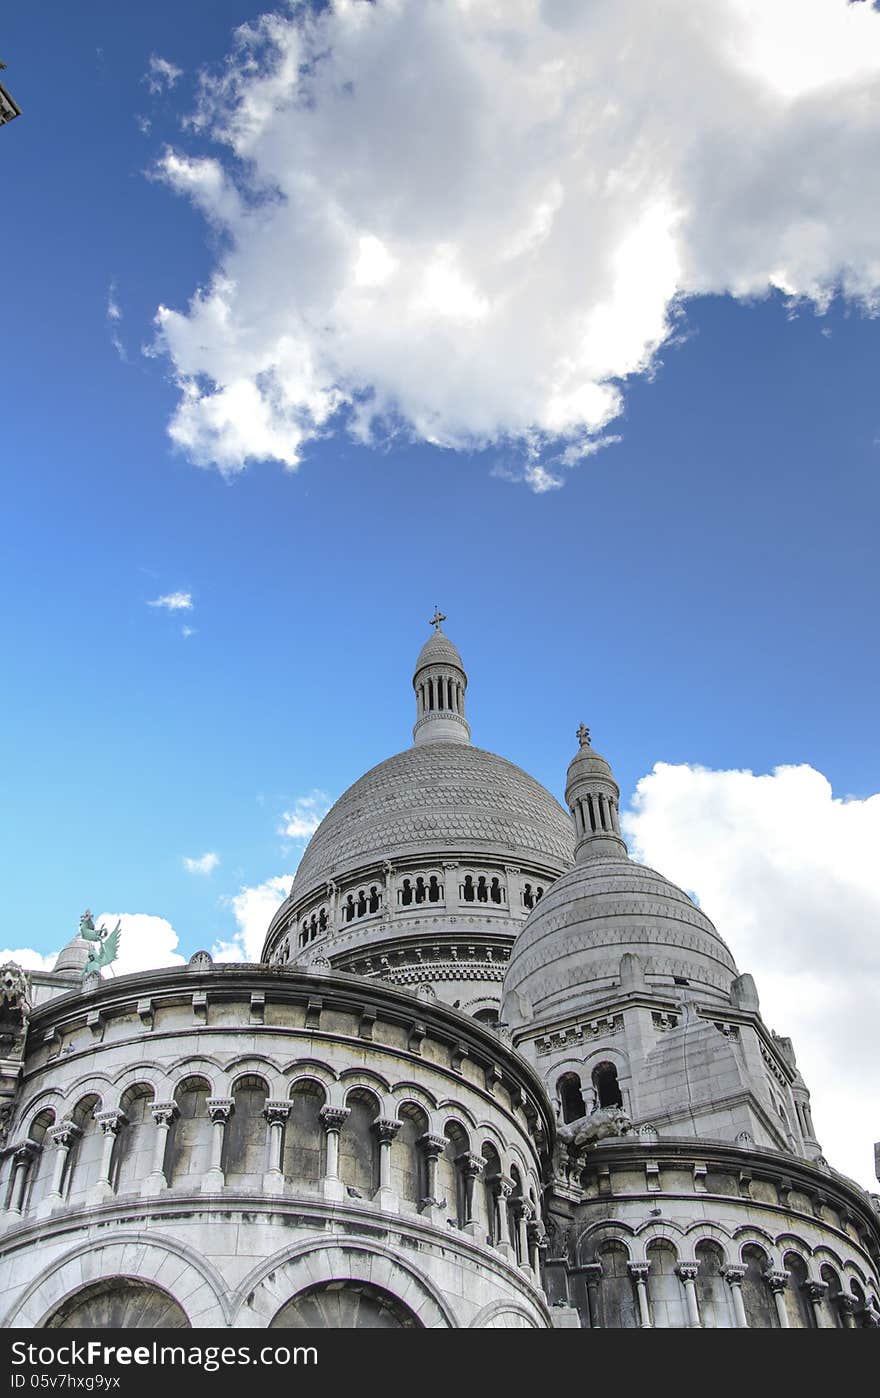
[{"x1": 0, "y1": 621, "x2": 878, "y2": 1329}]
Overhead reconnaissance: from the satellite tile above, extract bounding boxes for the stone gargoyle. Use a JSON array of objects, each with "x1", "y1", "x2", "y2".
[{"x1": 557, "y1": 1105, "x2": 632, "y2": 1151}]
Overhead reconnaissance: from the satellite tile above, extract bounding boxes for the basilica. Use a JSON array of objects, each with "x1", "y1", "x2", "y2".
[{"x1": 0, "y1": 619, "x2": 877, "y2": 1329}]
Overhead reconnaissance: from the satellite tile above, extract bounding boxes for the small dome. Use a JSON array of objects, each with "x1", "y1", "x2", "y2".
[
  {"x1": 502, "y1": 853, "x2": 739, "y2": 1027},
  {"x1": 53, "y1": 937, "x2": 91, "y2": 975},
  {"x1": 414, "y1": 630, "x2": 465, "y2": 674}
]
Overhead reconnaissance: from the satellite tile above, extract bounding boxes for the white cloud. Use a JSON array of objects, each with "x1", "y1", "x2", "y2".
[
  {"x1": 183, "y1": 851, "x2": 219, "y2": 875},
  {"x1": 279, "y1": 791, "x2": 331, "y2": 842},
  {"x1": 147, "y1": 590, "x2": 193, "y2": 611},
  {"x1": 0, "y1": 948, "x2": 58, "y2": 973},
  {"x1": 215, "y1": 874, "x2": 293, "y2": 962},
  {"x1": 0, "y1": 914, "x2": 189, "y2": 981},
  {"x1": 145, "y1": 54, "x2": 183, "y2": 96},
  {"x1": 151, "y1": 0, "x2": 880, "y2": 486},
  {"x1": 181, "y1": 624, "x2": 196, "y2": 638},
  {"x1": 95, "y1": 911, "x2": 187, "y2": 974},
  {"x1": 622, "y1": 761, "x2": 880, "y2": 1189}
]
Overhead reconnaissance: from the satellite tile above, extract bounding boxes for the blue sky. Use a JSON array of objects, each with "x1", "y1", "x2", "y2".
[{"x1": 2, "y1": 1, "x2": 879, "y2": 1183}]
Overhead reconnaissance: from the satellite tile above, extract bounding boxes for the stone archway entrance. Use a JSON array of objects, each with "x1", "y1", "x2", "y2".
[
  {"x1": 45, "y1": 1278, "x2": 190, "y2": 1329},
  {"x1": 269, "y1": 1281, "x2": 422, "y2": 1329}
]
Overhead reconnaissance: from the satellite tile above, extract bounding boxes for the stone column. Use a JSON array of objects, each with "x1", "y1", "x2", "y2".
[
  {"x1": 318, "y1": 1105, "x2": 349, "y2": 1203},
  {"x1": 142, "y1": 1102, "x2": 177, "y2": 1197},
  {"x1": 91, "y1": 1110, "x2": 126, "y2": 1203},
  {"x1": 582, "y1": 1263, "x2": 603, "y2": 1328},
  {"x1": 263, "y1": 1101, "x2": 290, "y2": 1196},
  {"x1": 46, "y1": 1121, "x2": 81, "y2": 1204},
  {"x1": 416, "y1": 1132, "x2": 447, "y2": 1225},
  {"x1": 456, "y1": 1152, "x2": 484, "y2": 1237},
  {"x1": 513, "y1": 1201, "x2": 534, "y2": 1274},
  {"x1": 677, "y1": 1263, "x2": 702, "y2": 1328},
  {"x1": 765, "y1": 1269, "x2": 790, "y2": 1328},
  {"x1": 837, "y1": 1294, "x2": 857, "y2": 1329},
  {"x1": 628, "y1": 1262, "x2": 653, "y2": 1329},
  {"x1": 805, "y1": 1280, "x2": 828, "y2": 1328},
  {"x1": 526, "y1": 1215, "x2": 544, "y2": 1276},
  {"x1": 5, "y1": 1141, "x2": 38, "y2": 1219},
  {"x1": 371, "y1": 1118, "x2": 401, "y2": 1213},
  {"x1": 202, "y1": 1098, "x2": 233, "y2": 1192},
  {"x1": 723, "y1": 1265, "x2": 748, "y2": 1327},
  {"x1": 491, "y1": 1176, "x2": 516, "y2": 1261}
]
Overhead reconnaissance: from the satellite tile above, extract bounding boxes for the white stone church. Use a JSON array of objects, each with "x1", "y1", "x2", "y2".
[{"x1": 0, "y1": 619, "x2": 877, "y2": 1329}]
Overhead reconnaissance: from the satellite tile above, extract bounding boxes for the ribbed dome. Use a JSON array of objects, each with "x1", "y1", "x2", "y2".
[
  {"x1": 53, "y1": 937, "x2": 91, "y2": 975},
  {"x1": 502, "y1": 853, "x2": 739, "y2": 1026},
  {"x1": 289, "y1": 742, "x2": 575, "y2": 902},
  {"x1": 414, "y1": 630, "x2": 465, "y2": 673}
]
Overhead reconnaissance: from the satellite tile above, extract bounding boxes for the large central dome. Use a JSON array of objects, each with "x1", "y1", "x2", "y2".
[{"x1": 290, "y1": 741, "x2": 575, "y2": 901}]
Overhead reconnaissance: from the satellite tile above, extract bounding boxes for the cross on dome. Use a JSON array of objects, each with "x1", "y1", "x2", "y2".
[
  {"x1": 429, "y1": 607, "x2": 447, "y2": 632},
  {"x1": 576, "y1": 723, "x2": 591, "y2": 748}
]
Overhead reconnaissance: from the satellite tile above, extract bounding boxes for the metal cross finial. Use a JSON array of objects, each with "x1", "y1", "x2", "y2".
[
  {"x1": 429, "y1": 607, "x2": 446, "y2": 632},
  {"x1": 576, "y1": 723, "x2": 591, "y2": 748}
]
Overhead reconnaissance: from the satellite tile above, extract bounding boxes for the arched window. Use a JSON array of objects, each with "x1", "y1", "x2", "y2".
[
  {"x1": 284, "y1": 1081, "x2": 326, "y2": 1186},
  {"x1": 20, "y1": 1108, "x2": 55, "y2": 1214},
  {"x1": 318, "y1": 908, "x2": 328, "y2": 932},
  {"x1": 695, "y1": 1241, "x2": 736, "y2": 1328},
  {"x1": 414, "y1": 877, "x2": 426, "y2": 904},
  {"x1": 741, "y1": 1246, "x2": 778, "y2": 1328},
  {"x1": 522, "y1": 883, "x2": 534, "y2": 910},
  {"x1": 113, "y1": 1084, "x2": 156, "y2": 1196},
  {"x1": 820, "y1": 1265, "x2": 846, "y2": 1327},
  {"x1": 428, "y1": 875, "x2": 441, "y2": 903},
  {"x1": 558, "y1": 1073, "x2": 587, "y2": 1123},
  {"x1": 338, "y1": 1090, "x2": 379, "y2": 1198},
  {"x1": 783, "y1": 1252, "x2": 816, "y2": 1328},
  {"x1": 368, "y1": 886, "x2": 380, "y2": 914},
  {"x1": 462, "y1": 875, "x2": 475, "y2": 903},
  {"x1": 167, "y1": 1077, "x2": 212, "y2": 1187},
  {"x1": 223, "y1": 1076, "x2": 269, "y2": 1188},
  {"x1": 473, "y1": 1006, "x2": 500, "y2": 1028},
  {"x1": 400, "y1": 879, "x2": 413, "y2": 907},
  {"x1": 592, "y1": 1061, "x2": 623, "y2": 1110},
  {"x1": 646, "y1": 1241, "x2": 687, "y2": 1328},
  {"x1": 509, "y1": 1166, "x2": 524, "y2": 1263},
  {"x1": 597, "y1": 1242, "x2": 639, "y2": 1329},
  {"x1": 45, "y1": 1279, "x2": 190, "y2": 1329},
  {"x1": 438, "y1": 1123, "x2": 469, "y2": 1227},
  {"x1": 391, "y1": 1103, "x2": 428, "y2": 1208},
  {"x1": 356, "y1": 890, "x2": 367, "y2": 918},
  {"x1": 344, "y1": 895, "x2": 355, "y2": 923},
  {"x1": 64, "y1": 1095, "x2": 102, "y2": 1204},
  {"x1": 490, "y1": 877, "x2": 503, "y2": 904}
]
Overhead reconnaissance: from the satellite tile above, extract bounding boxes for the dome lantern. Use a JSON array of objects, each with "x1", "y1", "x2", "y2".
[
  {"x1": 412, "y1": 609, "x2": 471, "y2": 746},
  {"x1": 565, "y1": 724, "x2": 627, "y2": 861}
]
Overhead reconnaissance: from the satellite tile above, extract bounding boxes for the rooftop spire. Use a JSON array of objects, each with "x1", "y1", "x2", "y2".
[{"x1": 412, "y1": 612, "x2": 470, "y2": 746}]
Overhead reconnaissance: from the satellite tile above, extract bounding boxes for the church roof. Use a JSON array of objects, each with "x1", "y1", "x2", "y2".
[
  {"x1": 289, "y1": 741, "x2": 575, "y2": 902},
  {"x1": 413, "y1": 629, "x2": 465, "y2": 673}
]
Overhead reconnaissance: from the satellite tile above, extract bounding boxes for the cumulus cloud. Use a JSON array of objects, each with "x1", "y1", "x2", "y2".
[
  {"x1": 0, "y1": 912, "x2": 187, "y2": 979},
  {"x1": 622, "y1": 762, "x2": 880, "y2": 1189},
  {"x1": 95, "y1": 911, "x2": 187, "y2": 974},
  {"x1": 151, "y1": 0, "x2": 880, "y2": 488},
  {"x1": 279, "y1": 791, "x2": 331, "y2": 842},
  {"x1": 147, "y1": 590, "x2": 193, "y2": 611},
  {"x1": 145, "y1": 54, "x2": 183, "y2": 96},
  {"x1": 183, "y1": 851, "x2": 220, "y2": 875},
  {"x1": 214, "y1": 874, "x2": 293, "y2": 962}
]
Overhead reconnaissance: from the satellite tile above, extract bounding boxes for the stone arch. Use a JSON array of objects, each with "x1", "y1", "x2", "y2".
[
  {"x1": 645, "y1": 1238, "x2": 686, "y2": 1328},
  {"x1": 681, "y1": 1220, "x2": 734, "y2": 1264},
  {"x1": 436, "y1": 1098, "x2": 478, "y2": 1130},
  {"x1": 225, "y1": 1057, "x2": 283, "y2": 1096},
  {"x1": 575, "y1": 1219, "x2": 637, "y2": 1266},
  {"x1": 694, "y1": 1239, "x2": 736, "y2": 1328},
  {"x1": 286, "y1": 1063, "x2": 335, "y2": 1097},
  {"x1": 64, "y1": 1094, "x2": 103, "y2": 1204},
  {"x1": 224, "y1": 1074, "x2": 270, "y2": 1187},
  {"x1": 269, "y1": 1280, "x2": 422, "y2": 1329},
  {"x1": 2, "y1": 1233, "x2": 228, "y2": 1329},
  {"x1": 632, "y1": 1217, "x2": 687, "y2": 1263},
  {"x1": 59, "y1": 1076, "x2": 112, "y2": 1115},
  {"x1": 339, "y1": 1087, "x2": 381, "y2": 1196},
  {"x1": 18, "y1": 1090, "x2": 65, "y2": 1137},
  {"x1": 392, "y1": 1100, "x2": 429, "y2": 1208},
  {"x1": 230, "y1": 1238, "x2": 457, "y2": 1329},
  {"x1": 469, "y1": 1300, "x2": 546, "y2": 1329},
  {"x1": 166, "y1": 1055, "x2": 222, "y2": 1095},
  {"x1": 167, "y1": 1075, "x2": 212, "y2": 1187},
  {"x1": 732, "y1": 1225, "x2": 779, "y2": 1265},
  {"x1": 110, "y1": 1061, "x2": 170, "y2": 1102},
  {"x1": 284, "y1": 1078, "x2": 326, "y2": 1187},
  {"x1": 390, "y1": 1081, "x2": 438, "y2": 1115},
  {"x1": 44, "y1": 1278, "x2": 190, "y2": 1329},
  {"x1": 338, "y1": 1068, "x2": 392, "y2": 1099},
  {"x1": 20, "y1": 1107, "x2": 57, "y2": 1214}
]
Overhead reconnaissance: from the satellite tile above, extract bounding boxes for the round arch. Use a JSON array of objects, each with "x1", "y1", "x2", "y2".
[{"x1": 229, "y1": 1238, "x2": 457, "y2": 1329}]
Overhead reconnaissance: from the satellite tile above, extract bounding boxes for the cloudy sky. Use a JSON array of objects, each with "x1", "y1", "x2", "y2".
[{"x1": 2, "y1": 0, "x2": 879, "y2": 1187}]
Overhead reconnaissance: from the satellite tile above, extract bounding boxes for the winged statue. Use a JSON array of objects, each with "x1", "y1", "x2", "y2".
[{"x1": 79, "y1": 909, "x2": 122, "y2": 978}]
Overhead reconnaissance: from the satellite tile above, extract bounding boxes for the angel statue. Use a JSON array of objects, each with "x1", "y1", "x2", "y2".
[{"x1": 79, "y1": 909, "x2": 122, "y2": 979}]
